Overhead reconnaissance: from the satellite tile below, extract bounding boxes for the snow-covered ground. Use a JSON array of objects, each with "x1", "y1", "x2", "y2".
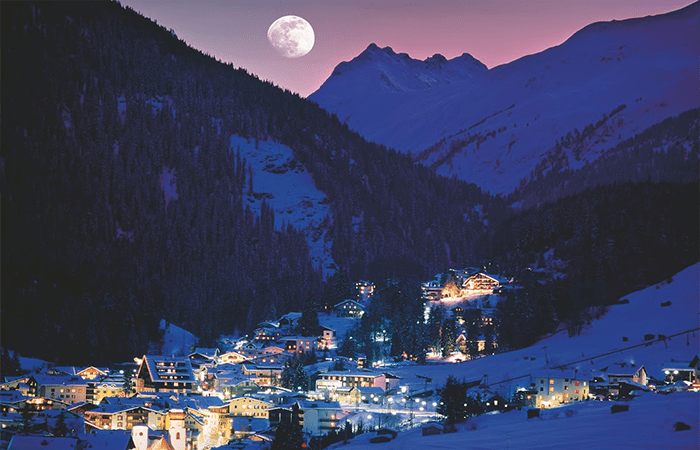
[
  {"x1": 148, "y1": 319, "x2": 199, "y2": 357},
  {"x1": 230, "y1": 135, "x2": 335, "y2": 276},
  {"x1": 10, "y1": 351, "x2": 51, "y2": 373},
  {"x1": 330, "y1": 391, "x2": 699, "y2": 450},
  {"x1": 390, "y1": 263, "x2": 700, "y2": 396},
  {"x1": 310, "y1": 3, "x2": 699, "y2": 194},
  {"x1": 329, "y1": 262, "x2": 700, "y2": 449}
]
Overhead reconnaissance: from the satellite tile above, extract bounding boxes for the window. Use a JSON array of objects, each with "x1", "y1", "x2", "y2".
[
  {"x1": 540, "y1": 387, "x2": 544, "y2": 392},
  {"x1": 574, "y1": 381, "x2": 580, "y2": 387},
  {"x1": 549, "y1": 380, "x2": 554, "y2": 385},
  {"x1": 549, "y1": 387, "x2": 554, "y2": 392},
  {"x1": 574, "y1": 389, "x2": 579, "y2": 394}
]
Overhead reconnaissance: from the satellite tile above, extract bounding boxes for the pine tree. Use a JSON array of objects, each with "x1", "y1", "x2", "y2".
[
  {"x1": 437, "y1": 376, "x2": 467, "y2": 425},
  {"x1": 300, "y1": 299, "x2": 320, "y2": 337},
  {"x1": 271, "y1": 403, "x2": 304, "y2": 450}
]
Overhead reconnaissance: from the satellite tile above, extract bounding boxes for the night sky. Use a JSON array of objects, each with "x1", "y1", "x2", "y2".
[{"x1": 121, "y1": 0, "x2": 692, "y2": 97}]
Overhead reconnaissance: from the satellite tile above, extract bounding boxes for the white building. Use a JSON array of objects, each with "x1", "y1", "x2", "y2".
[{"x1": 296, "y1": 400, "x2": 341, "y2": 437}]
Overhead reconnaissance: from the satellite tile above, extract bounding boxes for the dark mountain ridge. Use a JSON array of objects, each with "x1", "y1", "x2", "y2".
[
  {"x1": 1, "y1": 2, "x2": 696, "y2": 366},
  {"x1": 1, "y1": 1, "x2": 496, "y2": 363}
]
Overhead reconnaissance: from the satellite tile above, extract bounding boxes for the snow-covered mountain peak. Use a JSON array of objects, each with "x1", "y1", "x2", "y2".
[{"x1": 311, "y1": 2, "x2": 699, "y2": 194}]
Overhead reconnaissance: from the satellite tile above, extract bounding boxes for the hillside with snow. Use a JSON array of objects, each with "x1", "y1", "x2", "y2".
[
  {"x1": 331, "y1": 392, "x2": 699, "y2": 450},
  {"x1": 230, "y1": 135, "x2": 335, "y2": 275},
  {"x1": 331, "y1": 263, "x2": 700, "y2": 449},
  {"x1": 387, "y1": 262, "x2": 699, "y2": 396},
  {"x1": 310, "y1": 2, "x2": 699, "y2": 194}
]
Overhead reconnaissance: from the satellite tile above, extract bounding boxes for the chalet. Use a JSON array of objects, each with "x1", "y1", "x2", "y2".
[
  {"x1": 251, "y1": 352, "x2": 291, "y2": 366},
  {"x1": 268, "y1": 406, "x2": 293, "y2": 429},
  {"x1": 83, "y1": 404, "x2": 162, "y2": 430},
  {"x1": 0, "y1": 376, "x2": 31, "y2": 395},
  {"x1": 383, "y1": 373, "x2": 402, "y2": 392},
  {"x1": 218, "y1": 351, "x2": 249, "y2": 365},
  {"x1": 532, "y1": 371, "x2": 590, "y2": 408},
  {"x1": 77, "y1": 367, "x2": 109, "y2": 380},
  {"x1": 513, "y1": 388, "x2": 538, "y2": 408},
  {"x1": 421, "y1": 280, "x2": 443, "y2": 302},
  {"x1": 355, "y1": 280, "x2": 375, "y2": 303},
  {"x1": 281, "y1": 336, "x2": 318, "y2": 354},
  {"x1": 334, "y1": 386, "x2": 360, "y2": 405},
  {"x1": 32, "y1": 374, "x2": 88, "y2": 405},
  {"x1": 253, "y1": 326, "x2": 284, "y2": 343},
  {"x1": 6, "y1": 396, "x2": 69, "y2": 414},
  {"x1": 462, "y1": 272, "x2": 507, "y2": 291},
  {"x1": 333, "y1": 299, "x2": 365, "y2": 318},
  {"x1": 277, "y1": 312, "x2": 302, "y2": 332},
  {"x1": 603, "y1": 364, "x2": 648, "y2": 387},
  {"x1": 202, "y1": 404, "x2": 233, "y2": 442},
  {"x1": 263, "y1": 345, "x2": 286, "y2": 354},
  {"x1": 188, "y1": 348, "x2": 219, "y2": 363},
  {"x1": 135, "y1": 356, "x2": 195, "y2": 394},
  {"x1": 184, "y1": 409, "x2": 205, "y2": 436},
  {"x1": 219, "y1": 377, "x2": 260, "y2": 400},
  {"x1": 320, "y1": 326, "x2": 337, "y2": 348},
  {"x1": 237, "y1": 342, "x2": 266, "y2": 358},
  {"x1": 241, "y1": 362, "x2": 284, "y2": 386},
  {"x1": 662, "y1": 356, "x2": 700, "y2": 384},
  {"x1": 296, "y1": 400, "x2": 341, "y2": 436},
  {"x1": 87, "y1": 373, "x2": 128, "y2": 404},
  {"x1": 228, "y1": 397, "x2": 274, "y2": 419},
  {"x1": 315, "y1": 371, "x2": 391, "y2": 392}
]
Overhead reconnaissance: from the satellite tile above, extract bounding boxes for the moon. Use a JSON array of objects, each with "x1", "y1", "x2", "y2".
[{"x1": 267, "y1": 15, "x2": 315, "y2": 58}]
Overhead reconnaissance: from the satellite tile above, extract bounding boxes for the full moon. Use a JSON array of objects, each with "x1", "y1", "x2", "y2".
[{"x1": 267, "y1": 15, "x2": 315, "y2": 58}]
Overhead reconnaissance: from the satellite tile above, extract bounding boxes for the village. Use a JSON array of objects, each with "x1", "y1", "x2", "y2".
[{"x1": 1, "y1": 268, "x2": 699, "y2": 450}]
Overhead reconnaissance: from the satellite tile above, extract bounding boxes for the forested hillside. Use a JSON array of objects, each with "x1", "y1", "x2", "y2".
[{"x1": 1, "y1": 2, "x2": 495, "y2": 363}]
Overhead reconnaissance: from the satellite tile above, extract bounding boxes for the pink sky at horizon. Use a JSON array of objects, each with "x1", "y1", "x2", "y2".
[{"x1": 121, "y1": 0, "x2": 693, "y2": 97}]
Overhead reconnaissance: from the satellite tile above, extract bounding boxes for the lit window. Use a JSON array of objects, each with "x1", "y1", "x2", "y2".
[{"x1": 549, "y1": 380, "x2": 554, "y2": 385}]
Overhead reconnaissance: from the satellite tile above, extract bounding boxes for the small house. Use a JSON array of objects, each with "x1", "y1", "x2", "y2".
[{"x1": 333, "y1": 299, "x2": 365, "y2": 318}]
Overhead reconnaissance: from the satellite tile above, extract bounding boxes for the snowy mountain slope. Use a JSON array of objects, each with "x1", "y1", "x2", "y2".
[
  {"x1": 229, "y1": 135, "x2": 335, "y2": 276},
  {"x1": 148, "y1": 319, "x2": 199, "y2": 357},
  {"x1": 331, "y1": 391, "x2": 699, "y2": 450},
  {"x1": 388, "y1": 262, "x2": 699, "y2": 396},
  {"x1": 310, "y1": 2, "x2": 699, "y2": 194}
]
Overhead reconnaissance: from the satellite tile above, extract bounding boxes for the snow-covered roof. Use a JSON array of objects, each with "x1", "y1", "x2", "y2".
[
  {"x1": 333, "y1": 299, "x2": 365, "y2": 309},
  {"x1": 320, "y1": 371, "x2": 382, "y2": 379},
  {"x1": 190, "y1": 348, "x2": 219, "y2": 358},
  {"x1": 280, "y1": 335, "x2": 319, "y2": 342},
  {"x1": 278, "y1": 312, "x2": 302, "y2": 322},
  {"x1": 357, "y1": 386, "x2": 385, "y2": 396},
  {"x1": 602, "y1": 364, "x2": 645, "y2": 377},
  {"x1": 532, "y1": 370, "x2": 587, "y2": 381},
  {"x1": 140, "y1": 355, "x2": 195, "y2": 384},
  {"x1": 7, "y1": 436, "x2": 80, "y2": 450},
  {"x1": 177, "y1": 396, "x2": 226, "y2": 410},
  {"x1": 32, "y1": 374, "x2": 88, "y2": 387},
  {"x1": 296, "y1": 400, "x2": 341, "y2": 410},
  {"x1": 85, "y1": 404, "x2": 146, "y2": 415},
  {"x1": 81, "y1": 430, "x2": 132, "y2": 450},
  {"x1": 0, "y1": 390, "x2": 28, "y2": 403}
]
